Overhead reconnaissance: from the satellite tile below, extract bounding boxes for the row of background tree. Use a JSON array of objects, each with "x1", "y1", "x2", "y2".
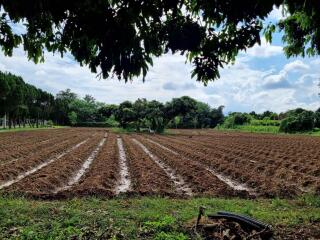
[
  {"x1": 0, "y1": 71, "x2": 224, "y2": 132},
  {"x1": 221, "y1": 109, "x2": 320, "y2": 133},
  {"x1": 1, "y1": 71, "x2": 319, "y2": 133},
  {"x1": 58, "y1": 91, "x2": 225, "y2": 133},
  {"x1": 0, "y1": 71, "x2": 54, "y2": 128}
]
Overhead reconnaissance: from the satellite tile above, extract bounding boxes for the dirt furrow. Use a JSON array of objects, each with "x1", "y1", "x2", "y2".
[
  {"x1": 70, "y1": 133, "x2": 120, "y2": 197},
  {"x1": 54, "y1": 133, "x2": 108, "y2": 193},
  {"x1": 121, "y1": 135, "x2": 176, "y2": 196},
  {"x1": 142, "y1": 136, "x2": 255, "y2": 195},
  {"x1": 6, "y1": 133, "x2": 105, "y2": 195},
  {"x1": 0, "y1": 133, "x2": 92, "y2": 182},
  {"x1": 0, "y1": 129, "x2": 77, "y2": 150},
  {"x1": 0, "y1": 139, "x2": 89, "y2": 190},
  {"x1": 146, "y1": 135, "x2": 295, "y2": 197},
  {"x1": 0, "y1": 132, "x2": 82, "y2": 164},
  {"x1": 136, "y1": 135, "x2": 249, "y2": 197},
  {"x1": 170, "y1": 135, "x2": 320, "y2": 194},
  {"x1": 132, "y1": 138, "x2": 193, "y2": 196}
]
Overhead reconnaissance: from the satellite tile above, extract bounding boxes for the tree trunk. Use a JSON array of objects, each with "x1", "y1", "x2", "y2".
[
  {"x1": 8, "y1": 113, "x2": 12, "y2": 129},
  {"x1": 3, "y1": 113, "x2": 6, "y2": 129},
  {"x1": 36, "y1": 118, "x2": 39, "y2": 128}
]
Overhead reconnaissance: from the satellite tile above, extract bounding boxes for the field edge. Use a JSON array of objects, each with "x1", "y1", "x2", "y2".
[{"x1": 0, "y1": 195, "x2": 319, "y2": 239}]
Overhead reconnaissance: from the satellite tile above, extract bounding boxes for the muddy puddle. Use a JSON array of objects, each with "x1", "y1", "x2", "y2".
[
  {"x1": 205, "y1": 167, "x2": 254, "y2": 193},
  {"x1": 115, "y1": 137, "x2": 131, "y2": 194}
]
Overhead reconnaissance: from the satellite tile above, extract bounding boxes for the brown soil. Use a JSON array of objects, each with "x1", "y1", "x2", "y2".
[
  {"x1": 121, "y1": 135, "x2": 176, "y2": 196},
  {"x1": 6, "y1": 131, "x2": 105, "y2": 195},
  {"x1": 0, "y1": 128, "x2": 319, "y2": 200},
  {"x1": 0, "y1": 130, "x2": 82, "y2": 164},
  {"x1": 135, "y1": 134, "x2": 243, "y2": 197},
  {"x1": 147, "y1": 132, "x2": 320, "y2": 198},
  {"x1": 69, "y1": 133, "x2": 120, "y2": 197},
  {"x1": 0, "y1": 131, "x2": 94, "y2": 183}
]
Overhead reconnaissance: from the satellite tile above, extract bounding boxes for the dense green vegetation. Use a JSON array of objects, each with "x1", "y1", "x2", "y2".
[
  {"x1": 219, "y1": 109, "x2": 320, "y2": 134},
  {"x1": 0, "y1": 195, "x2": 319, "y2": 239},
  {"x1": 1, "y1": 2, "x2": 320, "y2": 84},
  {"x1": 0, "y1": 71, "x2": 55, "y2": 129},
  {"x1": 0, "y1": 71, "x2": 225, "y2": 132},
  {"x1": 61, "y1": 94, "x2": 225, "y2": 133},
  {"x1": 1, "y1": 70, "x2": 319, "y2": 135}
]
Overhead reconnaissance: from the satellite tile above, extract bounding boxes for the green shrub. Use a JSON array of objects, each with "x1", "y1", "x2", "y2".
[
  {"x1": 105, "y1": 115, "x2": 119, "y2": 127},
  {"x1": 68, "y1": 111, "x2": 78, "y2": 126},
  {"x1": 233, "y1": 113, "x2": 251, "y2": 125},
  {"x1": 250, "y1": 119, "x2": 280, "y2": 126},
  {"x1": 280, "y1": 111, "x2": 314, "y2": 133},
  {"x1": 46, "y1": 120, "x2": 54, "y2": 127},
  {"x1": 73, "y1": 122, "x2": 109, "y2": 127}
]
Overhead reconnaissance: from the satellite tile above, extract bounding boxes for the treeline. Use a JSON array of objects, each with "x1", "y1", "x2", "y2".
[
  {"x1": 222, "y1": 108, "x2": 320, "y2": 133},
  {"x1": 0, "y1": 71, "x2": 224, "y2": 132},
  {"x1": 0, "y1": 71, "x2": 54, "y2": 128},
  {"x1": 58, "y1": 91, "x2": 224, "y2": 132},
  {"x1": 2, "y1": 70, "x2": 318, "y2": 134}
]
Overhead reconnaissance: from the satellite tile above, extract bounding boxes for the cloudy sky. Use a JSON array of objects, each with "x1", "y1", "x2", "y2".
[{"x1": 0, "y1": 7, "x2": 319, "y2": 114}]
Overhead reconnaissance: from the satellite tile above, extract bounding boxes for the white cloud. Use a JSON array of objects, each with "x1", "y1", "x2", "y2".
[
  {"x1": 262, "y1": 71, "x2": 291, "y2": 89},
  {"x1": 261, "y1": 60, "x2": 310, "y2": 90},
  {"x1": 245, "y1": 38, "x2": 283, "y2": 58},
  {"x1": 283, "y1": 60, "x2": 310, "y2": 73},
  {"x1": 0, "y1": 45, "x2": 318, "y2": 114},
  {"x1": 202, "y1": 57, "x2": 319, "y2": 113}
]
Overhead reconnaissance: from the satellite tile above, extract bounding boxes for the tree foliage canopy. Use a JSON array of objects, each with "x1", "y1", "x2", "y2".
[
  {"x1": 0, "y1": 71, "x2": 54, "y2": 128},
  {"x1": 0, "y1": 1, "x2": 319, "y2": 84}
]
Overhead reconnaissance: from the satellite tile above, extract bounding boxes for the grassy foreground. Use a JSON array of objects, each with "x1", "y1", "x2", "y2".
[{"x1": 0, "y1": 196, "x2": 319, "y2": 239}]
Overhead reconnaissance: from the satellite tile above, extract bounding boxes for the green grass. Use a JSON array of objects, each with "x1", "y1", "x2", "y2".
[
  {"x1": 0, "y1": 195, "x2": 319, "y2": 239},
  {"x1": 109, "y1": 127, "x2": 136, "y2": 134},
  {"x1": 310, "y1": 129, "x2": 320, "y2": 136},
  {"x1": 216, "y1": 124, "x2": 280, "y2": 134},
  {"x1": 0, "y1": 126, "x2": 67, "y2": 133},
  {"x1": 216, "y1": 125, "x2": 320, "y2": 137}
]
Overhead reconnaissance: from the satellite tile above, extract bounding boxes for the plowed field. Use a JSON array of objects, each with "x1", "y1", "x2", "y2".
[{"x1": 0, "y1": 128, "x2": 319, "y2": 198}]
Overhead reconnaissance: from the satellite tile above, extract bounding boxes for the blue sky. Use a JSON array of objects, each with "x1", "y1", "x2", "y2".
[{"x1": 0, "y1": 6, "x2": 319, "y2": 114}]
